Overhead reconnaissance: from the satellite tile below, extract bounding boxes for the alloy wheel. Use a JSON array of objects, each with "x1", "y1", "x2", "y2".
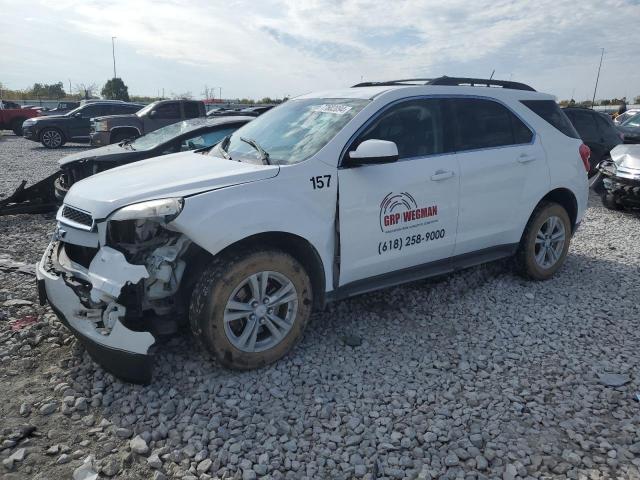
[
  {"x1": 223, "y1": 271, "x2": 298, "y2": 352},
  {"x1": 42, "y1": 130, "x2": 62, "y2": 148},
  {"x1": 534, "y1": 215, "x2": 566, "y2": 269}
]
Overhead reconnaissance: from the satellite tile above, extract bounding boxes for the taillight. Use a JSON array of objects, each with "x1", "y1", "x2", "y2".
[{"x1": 579, "y1": 144, "x2": 591, "y2": 172}]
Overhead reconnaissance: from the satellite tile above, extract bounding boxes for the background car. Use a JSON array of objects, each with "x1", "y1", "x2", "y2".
[
  {"x1": 0, "y1": 101, "x2": 40, "y2": 135},
  {"x1": 616, "y1": 112, "x2": 640, "y2": 144},
  {"x1": 54, "y1": 115, "x2": 253, "y2": 199},
  {"x1": 90, "y1": 99, "x2": 206, "y2": 146},
  {"x1": 613, "y1": 108, "x2": 640, "y2": 125},
  {"x1": 563, "y1": 106, "x2": 623, "y2": 176},
  {"x1": 22, "y1": 101, "x2": 143, "y2": 148},
  {"x1": 41, "y1": 101, "x2": 80, "y2": 116}
]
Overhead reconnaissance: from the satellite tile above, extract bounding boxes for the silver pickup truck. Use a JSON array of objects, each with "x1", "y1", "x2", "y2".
[{"x1": 89, "y1": 99, "x2": 206, "y2": 146}]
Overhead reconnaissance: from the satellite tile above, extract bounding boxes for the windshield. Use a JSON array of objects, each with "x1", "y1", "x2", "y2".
[
  {"x1": 136, "y1": 102, "x2": 158, "y2": 117},
  {"x1": 211, "y1": 98, "x2": 369, "y2": 165},
  {"x1": 64, "y1": 106, "x2": 84, "y2": 117},
  {"x1": 131, "y1": 120, "x2": 202, "y2": 150},
  {"x1": 621, "y1": 113, "x2": 640, "y2": 128}
]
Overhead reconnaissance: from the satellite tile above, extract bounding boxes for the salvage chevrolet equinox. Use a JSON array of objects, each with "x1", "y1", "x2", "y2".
[{"x1": 36, "y1": 77, "x2": 590, "y2": 383}]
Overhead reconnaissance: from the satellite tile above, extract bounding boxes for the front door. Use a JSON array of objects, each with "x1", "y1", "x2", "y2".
[
  {"x1": 145, "y1": 102, "x2": 181, "y2": 132},
  {"x1": 338, "y1": 98, "x2": 460, "y2": 286}
]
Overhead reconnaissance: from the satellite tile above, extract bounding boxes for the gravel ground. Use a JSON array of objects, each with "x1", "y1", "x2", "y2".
[{"x1": 1, "y1": 131, "x2": 640, "y2": 480}]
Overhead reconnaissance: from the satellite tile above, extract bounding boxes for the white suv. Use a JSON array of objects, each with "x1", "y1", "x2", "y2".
[{"x1": 37, "y1": 77, "x2": 590, "y2": 383}]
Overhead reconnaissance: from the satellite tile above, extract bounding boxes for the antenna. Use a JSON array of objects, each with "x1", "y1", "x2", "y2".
[{"x1": 489, "y1": 69, "x2": 495, "y2": 80}]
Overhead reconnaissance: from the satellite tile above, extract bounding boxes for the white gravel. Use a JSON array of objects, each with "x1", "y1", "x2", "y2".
[{"x1": 1, "y1": 131, "x2": 640, "y2": 479}]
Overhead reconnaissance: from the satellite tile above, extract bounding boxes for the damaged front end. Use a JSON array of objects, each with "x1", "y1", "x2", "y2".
[
  {"x1": 37, "y1": 198, "x2": 192, "y2": 383},
  {"x1": 598, "y1": 144, "x2": 640, "y2": 208}
]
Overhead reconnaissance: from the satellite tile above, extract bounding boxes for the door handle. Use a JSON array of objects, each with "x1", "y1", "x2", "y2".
[
  {"x1": 517, "y1": 153, "x2": 536, "y2": 164},
  {"x1": 430, "y1": 170, "x2": 455, "y2": 181}
]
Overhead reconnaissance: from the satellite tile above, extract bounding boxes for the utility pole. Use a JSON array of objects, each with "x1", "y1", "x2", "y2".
[
  {"x1": 591, "y1": 48, "x2": 604, "y2": 109},
  {"x1": 68, "y1": 79, "x2": 72, "y2": 97},
  {"x1": 111, "y1": 36, "x2": 117, "y2": 79}
]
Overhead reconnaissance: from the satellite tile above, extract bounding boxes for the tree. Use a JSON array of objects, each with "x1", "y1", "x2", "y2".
[
  {"x1": 634, "y1": 95, "x2": 640, "y2": 105},
  {"x1": 101, "y1": 78, "x2": 130, "y2": 101},
  {"x1": 75, "y1": 83, "x2": 98, "y2": 100},
  {"x1": 171, "y1": 91, "x2": 193, "y2": 100},
  {"x1": 30, "y1": 82, "x2": 66, "y2": 99}
]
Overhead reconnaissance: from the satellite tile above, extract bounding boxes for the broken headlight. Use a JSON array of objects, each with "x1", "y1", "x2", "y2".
[{"x1": 110, "y1": 198, "x2": 184, "y2": 223}]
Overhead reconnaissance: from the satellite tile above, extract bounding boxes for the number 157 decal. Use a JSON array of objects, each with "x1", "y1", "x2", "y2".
[{"x1": 310, "y1": 175, "x2": 332, "y2": 190}]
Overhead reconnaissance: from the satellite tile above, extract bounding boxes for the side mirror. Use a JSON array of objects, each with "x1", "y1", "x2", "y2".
[
  {"x1": 346, "y1": 139, "x2": 399, "y2": 166},
  {"x1": 74, "y1": 112, "x2": 83, "y2": 118},
  {"x1": 148, "y1": 110, "x2": 157, "y2": 118}
]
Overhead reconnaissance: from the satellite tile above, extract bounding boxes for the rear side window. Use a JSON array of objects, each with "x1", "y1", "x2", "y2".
[
  {"x1": 521, "y1": 100, "x2": 580, "y2": 139},
  {"x1": 183, "y1": 102, "x2": 201, "y2": 119},
  {"x1": 564, "y1": 110, "x2": 598, "y2": 141},
  {"x1": 452, "y1": 98, "x2": 533, "y2": 151}
]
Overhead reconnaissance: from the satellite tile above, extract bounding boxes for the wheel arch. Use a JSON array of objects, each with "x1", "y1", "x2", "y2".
[
  {"x1": 182, "y1": 231, "x2": 327, "y2": 311},
  {"x1": 110, "y1": 126, "x2": 141, "y2": 142},
  {"x1": 39, "y1": 126, "x2": 66, "y2": 143},
  {"x1": 532, "y1": 188, "x2": 578, "y2": 233}
]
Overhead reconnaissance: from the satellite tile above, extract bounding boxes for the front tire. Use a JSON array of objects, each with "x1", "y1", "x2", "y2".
[
  {"x1": 190, "y1": 249, "x2": 313, "y2": 370},
  {"x1": 515, "y1": 202, "x2": 571, "y2": 280},
  {"x1": 40, "y1": 128, "x2": 64, "y2": 148}
]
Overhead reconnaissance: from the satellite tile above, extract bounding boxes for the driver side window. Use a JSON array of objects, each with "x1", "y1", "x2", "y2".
[{"x1": 357, "y1": 99, "x2": 447, "y2": 159}]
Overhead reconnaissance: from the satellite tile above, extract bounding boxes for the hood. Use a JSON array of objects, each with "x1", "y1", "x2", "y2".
[
  {"x1": 610, "y1": 145, "x2": 640, "y2": 172},
  {"x1": 30, "y1": 114, "x2": 68, "y2": 122},
  {"x1": 58, "y1": 143, "x2": 131, "y2": 166},
  {"x1": 63, "y1": 151, "x2": 279, "y2": 219},
  {"x1": 93, "y1": 113, "x2": 139, "y2": 122}
]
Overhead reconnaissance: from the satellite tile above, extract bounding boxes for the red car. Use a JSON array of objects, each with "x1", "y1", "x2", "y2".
[{"x1": 0, "y1": 101, "x2": 40, "y2": 135}]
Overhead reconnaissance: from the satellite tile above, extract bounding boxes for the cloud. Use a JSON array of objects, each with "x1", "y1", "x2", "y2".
[{"x1": 1, "y1": 0, "x2": 639, "y2": 100}]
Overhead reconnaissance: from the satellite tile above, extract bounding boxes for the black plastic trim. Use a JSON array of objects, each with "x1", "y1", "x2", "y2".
[{"x1": 328, "y1": 243, "x2": 518, "y2": 302}]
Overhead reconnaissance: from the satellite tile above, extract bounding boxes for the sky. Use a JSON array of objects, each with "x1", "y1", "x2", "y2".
[{"x1": 1, "y1": 0, "x2": 639, "y2": 101}]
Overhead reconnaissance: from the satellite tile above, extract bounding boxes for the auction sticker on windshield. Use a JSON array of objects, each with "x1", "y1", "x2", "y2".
[{"x1": 310, "y1": 104, "x2": 353, "y2": 115}]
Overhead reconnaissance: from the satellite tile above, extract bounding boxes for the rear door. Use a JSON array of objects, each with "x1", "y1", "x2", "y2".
[
  {"x1": 451, "y1": 97, "x2": 548, "y2": 255},
  {"x1": 338, "y1": 98, "x2": 460, "y2": 286}
]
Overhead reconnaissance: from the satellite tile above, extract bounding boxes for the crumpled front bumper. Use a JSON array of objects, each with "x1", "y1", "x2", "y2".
[
  {"x1": 598, "y1": 160, "x2": 640, "y2": 206},
  {"x1": 36, "y1": 241, "x2": 155, "y2": 384}
]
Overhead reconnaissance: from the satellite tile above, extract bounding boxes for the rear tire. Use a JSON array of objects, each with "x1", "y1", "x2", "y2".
[
  {"x1": 40, "y1": 128, "x2": 64, "y2": 149},
  {"x1": 515, "y1": 202, "x2": 571, "y2": 281},
  {"x1": 189, "y1": 249, "x2": 313, "y2": 370},
  {"x1": 11, "y1": 118, "x2": 26, "y2": 136}
]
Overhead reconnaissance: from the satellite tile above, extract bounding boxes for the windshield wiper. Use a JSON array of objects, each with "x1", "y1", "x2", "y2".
[
  {"x1": 216, "y1": 135, "x2": 232, "y2": 160},
  {"x1": 120, "y1": 139, "x2": 136, "y2": 150},
  {"x1": 240, "y1": 137, "x2": 270, "y2": 165}
]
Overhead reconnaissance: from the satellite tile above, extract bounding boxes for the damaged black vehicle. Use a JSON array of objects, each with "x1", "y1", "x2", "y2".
[
  {"x1": 0, "y1": 116, "x2": 252, "y2": 216},
  {"x1": 597, "y1": 144, "x2": 640, "y2": 210}
]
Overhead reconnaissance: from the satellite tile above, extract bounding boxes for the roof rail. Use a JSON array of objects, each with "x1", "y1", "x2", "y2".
[{"x1": 352, "y1": 76, "x2": 536, "y2": 92}]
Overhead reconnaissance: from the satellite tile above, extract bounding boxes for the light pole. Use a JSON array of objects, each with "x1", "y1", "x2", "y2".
[
  {"x1": 111, "y1": 36, "x2": 117, "y2": 79},
  {"x1": 68, "y1": 79, "x2": 72, "y2": 97},
  {"x1": 591, "y1": 48, "x2": 604, "y2": 109}
]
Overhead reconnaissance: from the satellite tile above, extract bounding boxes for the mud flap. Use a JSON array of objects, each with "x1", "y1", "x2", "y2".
[{"x1": 0, "y1": 172, "x2": 60, "y2": 216}]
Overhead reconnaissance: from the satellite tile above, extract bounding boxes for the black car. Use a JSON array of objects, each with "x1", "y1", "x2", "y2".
[
  {"x1": 617, "y1": 112, "x2": 640, "y2": 144},
  {"x1": 54, "y1": 116, "x2": 253, "y2": 199},
  {"x1": 563, "y1": 107, "x2": 623, "y2": 176},
  {"x1": 22, "y1": 101, "x2": 143, "y2": 148}
]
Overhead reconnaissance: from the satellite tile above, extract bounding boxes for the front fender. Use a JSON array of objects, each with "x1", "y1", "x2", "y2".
[{"x1": 171, "y1": 170, "x2": 337, "y2": 292}]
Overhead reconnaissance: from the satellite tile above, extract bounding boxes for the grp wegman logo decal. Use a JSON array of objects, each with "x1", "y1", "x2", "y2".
[{"x1": 379, "y1": 192, "x2": 438, "y2": 233}]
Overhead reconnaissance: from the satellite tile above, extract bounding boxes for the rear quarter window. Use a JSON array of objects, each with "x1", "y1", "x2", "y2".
[{"x1": 522, "y1": 100, "x2": 580, "y2": 139}]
